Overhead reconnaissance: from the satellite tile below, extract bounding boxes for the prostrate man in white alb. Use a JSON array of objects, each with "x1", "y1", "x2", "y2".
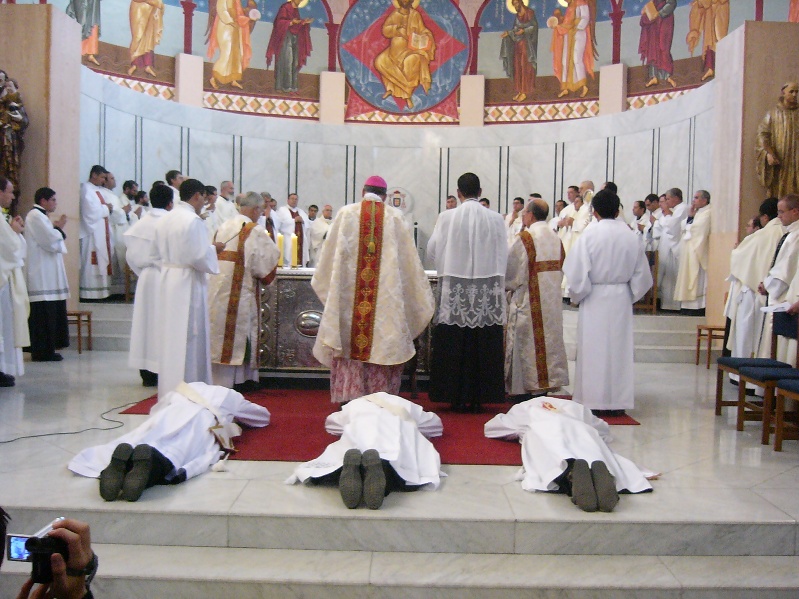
[
  {"x1": 0, "y1": 176, "x2": 28, "y2": 386},
  {"x1": 100, "y1": 171, "x2": 127, "y2": 296},
  {"x1": 757, "y1": 194, "x2": 799, "y2": 363},
  {"x1": 313, "y1": 175, "x2": 434, "y2": 403},
  {"x1": 287, "y1": 392, "x2": 444, "y2": 510},
  {"x1": 308, "y1": 204, "x2": 333, "y2": 267},
  {"x1": 674, "y1": 190, "x2": 712, "y2": 313},
  {"x1": 151, "y1": 178, "x2": 222, "y2": 399},
  {"x1": 209, "y1": 192, "x2": 280, "y2": 390},
  {"x1": 275, "y1": 192, "x2": 309, "y2": 267},
  {"x1": 24, "y1": 187, "x2": 70, "y2": 362},
  {"x1": 125, "y1": 184, "x2": 174, "y2": 388},
  {"x1": 69, "y1": 382, "x2": 271, "y2": 502},
  {"x1": 563, "y1": 190, "x2": 652, "y2": 416},
  {"x1": 652, "y1": 187, "x2": 688, "y2": 311},
  {"x1": 505, "y1": 199, "x2": 569, "y2": 398},
  {"x1": 724, "y1": 198, "x2": 782, "y2": 373},
  {"x1": 427, "y1": 172, "x2": 508, "y2": 412},
  {"x1": 79, "y1": 165, "x2": 113, "y2": 300}
]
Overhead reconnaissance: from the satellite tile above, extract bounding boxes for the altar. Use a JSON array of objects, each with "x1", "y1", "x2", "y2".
[{"x1": 258, "y1": 268, "x2": 437, "y2": 374}]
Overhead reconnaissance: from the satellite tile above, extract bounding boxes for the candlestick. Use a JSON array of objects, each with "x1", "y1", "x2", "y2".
[
  {"x1": 277, "y1": 233, "x2": 284, "y2": 267},
  {"x1": 291, "y1": 233, "x2": 298, "y2": 268}
]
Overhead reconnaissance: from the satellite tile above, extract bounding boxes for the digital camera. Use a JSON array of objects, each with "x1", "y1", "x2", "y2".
[{"x1": 6, "y1": 518, "x2": 69, "y2": 584}]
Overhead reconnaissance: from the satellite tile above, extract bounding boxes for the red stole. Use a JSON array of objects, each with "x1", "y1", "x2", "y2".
[
  {"x1": 289, "y1": 208, "x2": 304, "y2": 265},
  {"x1": 350, "y1": 200, "x2": 385, "y2": 361},
  {"x1": 94, "y1": 191, "x2": 113, "y2": 275}
]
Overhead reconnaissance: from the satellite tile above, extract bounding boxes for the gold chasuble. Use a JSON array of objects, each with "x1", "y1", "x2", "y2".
[
  {"x1": 505, "y1": 222, "x2": 569, "y2": 395},
  {"x1": 350, "y1": 200, "x2": 384, "y2": 361},
  {"x1": 216, "y1": 222, "x2": 256, "y2": 364}
]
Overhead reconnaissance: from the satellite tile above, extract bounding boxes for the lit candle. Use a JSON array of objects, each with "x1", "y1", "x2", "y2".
[
  {"x1": 277, "y1": 233, "x2": 284, "y2": 267},
  {"x1": 291, "y1": 233, "x2": 298, "y2": 268}
]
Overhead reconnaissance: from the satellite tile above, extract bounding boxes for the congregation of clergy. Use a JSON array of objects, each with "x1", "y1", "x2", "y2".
[{"x1": 2, "y1": 161, "x2": 754, "y2": 420}]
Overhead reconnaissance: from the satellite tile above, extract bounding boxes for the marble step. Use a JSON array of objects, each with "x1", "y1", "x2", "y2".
[
  {"x1": 3, "y1": 464, "x2": 795, "y2": 558},
  {"x1": 2, "y1": 545, "x2": 799, "y2": 599}
]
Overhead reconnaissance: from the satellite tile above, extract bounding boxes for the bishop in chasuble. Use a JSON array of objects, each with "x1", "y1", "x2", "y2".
[
  {"x1": 209, "y1": 192, "x2": 280, "y2": 389},
  {"x1": 312, "y1": 176, "x2": 434, "y2": 404},
  {"x1": 505, "y1": 199, "x2": 568, "y2": 397}
]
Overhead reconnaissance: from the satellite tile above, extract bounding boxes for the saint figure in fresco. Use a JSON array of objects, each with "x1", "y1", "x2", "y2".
[
  {"x1": 66, "y1": 0, "x2": 102, "y2": 66},
  {"x1": 790, "y1": 0, "x2": 799, "y2": 23},
  {"x1": 266, "y1": 0, "x2": 314, "y2": 94},
  {"x1": 128, "y1": 0, "x2": 165, "y2": 78},
  {"x1": 638, "y1": 0, "x2": 677, "y2": 88},
  {"x1": 374, "y1": 0, "x2": 436, "y2": 110},
  {"x1": 207, "y1": 0, "x2": 257, "y2": 90},
  {"x1": 500, "y1": 0, "x2": 538, "y2": 103},
  {"x1": 549, "y1": 0, "x2": 597, "y2": 99},
  {"x1": 686, "y1": 0, "x2": 729, "y2": 82}
]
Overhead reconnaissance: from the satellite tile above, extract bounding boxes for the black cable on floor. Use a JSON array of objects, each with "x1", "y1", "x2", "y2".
[{"x1": 0, "y1": 400, "x2": 140, "y2": 444}]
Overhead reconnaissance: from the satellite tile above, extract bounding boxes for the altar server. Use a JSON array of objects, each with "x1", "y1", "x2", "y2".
[
  {"x1": 209, "y1": 192, "x2": 280, "y2": 389},
  {"x1": 287, "y1": 392, "x2": 444, "y2": 510},
  {"x1": 24, "y1": 187, "x2": 69, "y2": 362},
  {"x1": 563, "y1": 190, "x2": 652, "y2": 414},
  {"x1": 485, "y1": 396, "x2": 653, "y2": 512},
  {"x1": 69, "y1": 382, "x2": 271, "y2": 502},
  {"x1": 312, "y1": 176, "x2": 434, "y2": 403},
  {"x1": 674, "y1": 190, "x2": 712, "y2": 311},
  {"x1": 505, "y1": 199, "x2": 569, "y2": 397},
  {"x1": 151, "y1": 179, "x2": 221, "y2": 398},
  {"x1": 0, "y1": 176, "x2": 27, "y2": 385},
  {"x1": 79, "y1": 165, "x2": 112, "y2": 299},
  {"x1": 275, "y1": 192, "x2": 309, "y2": 267},
  {"x1": 428, "y1": 172, "x2": 508, "y2": 411},
  {"x1": 125, "y1": 184, "x2": 173, "y2": 387}
]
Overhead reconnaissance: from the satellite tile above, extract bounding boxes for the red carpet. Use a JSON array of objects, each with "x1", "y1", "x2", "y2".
[{"x1": 121, "y1": 390, "x2": 638, "y2": 466}]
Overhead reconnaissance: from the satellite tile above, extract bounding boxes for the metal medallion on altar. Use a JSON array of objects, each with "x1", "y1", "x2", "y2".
[{"x1": 338, "y1": 0, "x2": 471, "y2": 118}]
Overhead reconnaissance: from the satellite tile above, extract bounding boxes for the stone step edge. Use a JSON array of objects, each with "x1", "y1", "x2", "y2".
[{"x1": 3, "y1": 545, "x2": 799, "y2": 593}]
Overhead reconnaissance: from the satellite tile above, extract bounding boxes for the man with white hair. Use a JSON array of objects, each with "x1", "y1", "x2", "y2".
[
  {"x1": 674, "y1": 190, "x2": 712, "y2": 312},
  {"x1": 308, "y1": 204, "x2": 333, "y2": 267},
  {"x1": 215, "y1": 180, "x2": 240, "y2": 225},
  {"x1": 209, "y1": 192, "x2": 280, "y2": 390},
  {"x1": 505, "y1": 199, "x2": 568, "y2": 398}
]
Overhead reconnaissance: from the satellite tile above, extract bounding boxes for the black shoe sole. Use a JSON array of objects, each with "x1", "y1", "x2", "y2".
[
  {"x1": 100, "y1": 443, "x2": 134, "y2": 501},
  {"x1": 122, "y1": 444, "x2": 154, "y2": 502},
  {"x1": 339, "y1": 449, "x2": 363, "y2": 509}
]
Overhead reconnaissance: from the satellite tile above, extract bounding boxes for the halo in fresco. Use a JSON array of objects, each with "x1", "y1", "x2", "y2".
[
  {"x1": 506, "y1": 0, "x2": 529, "y2": 14},
  {"x1": 339, "y1": 0, "x2": 471, "y2": 115}
]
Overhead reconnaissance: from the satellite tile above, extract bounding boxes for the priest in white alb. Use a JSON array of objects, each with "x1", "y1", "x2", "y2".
[
  {"x1": 0, "y1": 176, "x2": 28, "y2": 386},
  {"x1": 724, "y1": 198, "x2": 782, "y2": 380},
  {"x1": 151, "y1": 179, "x2": 221, "y2": 399},
  {"x1": 275, "y1": 192, "x2": 309, "y2": 267},
  {"x1": 674, "y1": 190, "x2": 712, "y2": 311},
  {"x1": 505, "y1": 199, "x2": 569, "y2": 397},
  {"x1": 101, "y1": 172, "x2": 129, "y2": 295},
  {"x1": 312, "y1": 175, "x2": 434, "y2": 403},
  {"x1": 308, "y1": 204, "x2": 333, "y2": 267},
  {"x1": 287, "y1": 392, "x2": 444, "y2": 509},
  {"x1": 79, "y1": 165, "x2": 113, "y2": 300},
  {"x1": 215, "y1": 180, "x2": 240, "y2": 225},
  {"x1": 563, "y1": 190, "x2": 652, "y2": 415},
  {"x1": 125, "y1": 184, "x2": 174, "y2": 387},
  {"x1": 209, "y1": 192, "x2": 280, "y2": 390},
  {"x1": 652, "y1": 187, "x2": 688, "y2": 311},
  {"x1": 24, "y1": 187, "x2": 70, "y2": 362}
]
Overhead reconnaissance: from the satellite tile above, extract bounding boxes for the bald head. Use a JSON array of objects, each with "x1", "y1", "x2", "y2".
[
  {"x1": 523, "y1": 199, "x2": 549, "y2": 226},
  {"x1": 782, "y1": 82, "x2": 799, "y2": 108}
]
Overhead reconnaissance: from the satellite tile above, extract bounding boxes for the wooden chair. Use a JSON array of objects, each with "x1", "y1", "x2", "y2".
[
  {"x1": 633, "y1": 250, "x2": 658, "y2": 314},
  {"x1": 66, "y1": 310, "x2": 93, "y2": 354},
  {"x1": 773, "y1": 378, "x2": 799, "y2": 451},
  {"x1": 696, "y1": 324, "x2": 725, "y2": 369},
  {"x1": 735, "y1": 312, "x2": 799, "y2": 445}
]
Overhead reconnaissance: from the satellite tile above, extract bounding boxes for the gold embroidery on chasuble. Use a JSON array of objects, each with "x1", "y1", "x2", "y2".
[
  {"x1": 520, "y1": 231, "x2": 564, "y2": 388},
  {"x1": 218, "y1": 222, "x2": 256, "y2": 364},
  {"x1": 350, "y1": 201, "x2": 385, "y2": 361}
]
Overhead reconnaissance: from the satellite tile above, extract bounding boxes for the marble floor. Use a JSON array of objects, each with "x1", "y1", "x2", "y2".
[{"x1": 2, "y1": 349, "x2": 799, "y2": 597}]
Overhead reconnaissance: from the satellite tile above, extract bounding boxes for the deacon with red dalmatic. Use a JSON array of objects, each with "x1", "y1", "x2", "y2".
[{"x1": 311, "y1": 175, "x2": 434, "y2": 403}]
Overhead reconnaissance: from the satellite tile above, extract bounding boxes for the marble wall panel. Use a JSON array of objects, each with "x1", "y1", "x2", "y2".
[
  {"x1": 187, "y1": 129, "x2": 235, "y2": 188},
  {"x1": 657, "y1": 119, "x2": 692, "y2": 196},
  {"x1": 613, "y1": 129, "x2": 659, "y2": 220},
  {"x1": 79, "y1": 95, "x2": 102, "y2": 180},
  {"x1": 561, "y1": 137, "x2": 608, "y2": 192},
  {"x1": 140, "y1": 119, "x2": 183, "y2": 189},
  {"x1": 295, "y1": 143, "x2": 349, "y2": 212},
  {"x1": 506, "y1": 144, "x2": 558, "y2": 209},
  {"x1": 692, "y1": 109, "x2": 714, "y2": 195},
  {"x1": 447, "y1": 147, "x2": 502, "y2": 211},
  {"x1": 240, "y1": 137, "x2": 291, "y2": 202},
  {"x1": 102, "y1": 106, "x2": 137, "y2": 185}
]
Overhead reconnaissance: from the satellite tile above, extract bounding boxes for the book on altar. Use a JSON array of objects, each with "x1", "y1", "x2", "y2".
[
  {"x1": 408, "y1": 31, "x2": 431, "y2": 52},
  {"x1": 642, "y1": 1, "x2": 659, "y2": 21}
]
